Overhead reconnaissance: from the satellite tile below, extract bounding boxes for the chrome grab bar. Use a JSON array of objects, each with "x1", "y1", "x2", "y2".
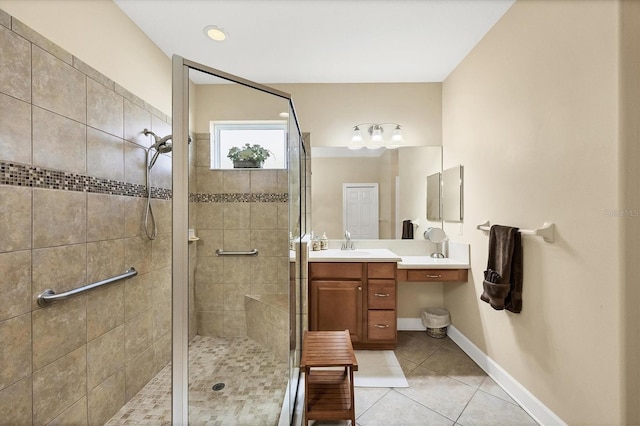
[
  {"x1": 215, "y1": 249, "x2": 258, "y2": 257},
  {"x1": 37, "y1": 267, "x2": 138, "y2": 307}
]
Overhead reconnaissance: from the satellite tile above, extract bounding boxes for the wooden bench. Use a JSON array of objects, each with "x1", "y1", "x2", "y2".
[{"x1": 300, "y1": 330, "x2": 358, "y2": 425}]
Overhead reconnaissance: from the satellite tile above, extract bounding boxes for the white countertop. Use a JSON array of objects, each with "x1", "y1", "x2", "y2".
[
  {"x1": 397, "y1": 255, "x2": 470, "y2": 270},
  {"x1": 308, "y1": 248, "x2": 402, "y2": 262}
]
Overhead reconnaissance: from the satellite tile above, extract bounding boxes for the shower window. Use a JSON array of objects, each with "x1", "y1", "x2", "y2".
[{"x1": 210, "y1": 121, "x2": 287, "y2": 169}]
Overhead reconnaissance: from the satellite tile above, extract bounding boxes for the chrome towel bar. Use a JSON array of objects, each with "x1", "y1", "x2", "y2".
[
  {"x1": 215, "y1": 249, "x2": 259, "y2": 256},
  {"x1": 37, "y1": 267, "x2": 138, "y2": 307}
]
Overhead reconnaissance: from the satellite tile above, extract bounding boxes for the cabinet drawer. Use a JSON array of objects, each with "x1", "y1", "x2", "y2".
[
  {"x1": 367, "y1": 263, "x2": 396, "y2": 279},
  {"x1": 367, "y1": 310, "x2": 396, "y2": 341},
  {"x1": 404, "y1": 269, "x2": 468, "y2": 282},
  {"x1": 368, "y1": 280, "x2": 396, "y2": 310},
  {"x1": 310, "y1": 262, "x2": 363, "y2": 279}
]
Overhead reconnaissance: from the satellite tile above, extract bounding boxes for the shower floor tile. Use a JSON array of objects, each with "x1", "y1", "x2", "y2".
[{"x1": 106, "y1": 335, "x2": 288, "y2": 425}]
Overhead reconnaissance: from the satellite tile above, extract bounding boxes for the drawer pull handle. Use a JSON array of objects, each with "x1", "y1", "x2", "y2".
[
  {"x1": 358, "y1": 286, "x2": 362, "y2": 291},
  {"x1": 374, "y1": 293, "x2": 390, "y2": 297},
  {"x1": 373, "y1": 324, "x2": 389, "y2": 328},
  {"x1": 426, "y1": 274, "x2": 442, "y2": 278}
]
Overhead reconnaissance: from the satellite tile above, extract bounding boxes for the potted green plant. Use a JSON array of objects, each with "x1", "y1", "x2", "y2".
[{"x1": 227, "y1": 143, "x2": 272, "y2": 168}]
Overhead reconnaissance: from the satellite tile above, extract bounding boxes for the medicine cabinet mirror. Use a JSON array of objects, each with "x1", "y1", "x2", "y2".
[
  {"x1": 442, "y1": 164, "x2": 463, "y2": 222},
  {"x1": 426, "y1": 172, "x2": 441, "y2": 221}
]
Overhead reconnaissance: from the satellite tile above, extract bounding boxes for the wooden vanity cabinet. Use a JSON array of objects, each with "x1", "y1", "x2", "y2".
[
  {"x1": 396, "y1": 268, "x2": 468, "y2": 282},
  {"x1": 309, "y1": 262, "x2": 397, "y2": 349}
]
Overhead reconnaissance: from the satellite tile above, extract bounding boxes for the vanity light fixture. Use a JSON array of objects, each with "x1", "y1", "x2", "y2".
[
  {"x1": 203, "y1": 25, "x2": 228, "y2": 41},
  {"x1": 349, "y1": 123, "x2": 404, "y2": 150}
]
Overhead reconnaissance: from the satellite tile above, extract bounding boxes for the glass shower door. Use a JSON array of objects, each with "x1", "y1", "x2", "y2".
[{"x1": 172, "y1": 56, "x2": 304, "y2": 425}]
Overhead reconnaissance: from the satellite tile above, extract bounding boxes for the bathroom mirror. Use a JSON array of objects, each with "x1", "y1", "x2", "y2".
[
  {"x1": 311, "y1": 145, "x2": 442, "y2": 239},
  {"x1": 442, "y1": 164, "x2": 463, "y2": 222},
  {"x1": 426, "y1": 172, "x2": 441, "y2": 221}
]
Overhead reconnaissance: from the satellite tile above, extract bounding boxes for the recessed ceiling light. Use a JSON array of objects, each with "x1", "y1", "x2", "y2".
[{"x1": 203, "y1": 25, "x2": 228, "y2": 42}]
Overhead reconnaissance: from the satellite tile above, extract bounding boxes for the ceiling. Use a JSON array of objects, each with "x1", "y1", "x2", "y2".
[{"x1": 114, "y1": 0, "x2": 515, "y2": 85}]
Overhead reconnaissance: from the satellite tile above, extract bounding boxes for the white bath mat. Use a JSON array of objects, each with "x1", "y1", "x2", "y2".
[{"x1": 353, "y1": 350, "x2": 408, "y2": 388}]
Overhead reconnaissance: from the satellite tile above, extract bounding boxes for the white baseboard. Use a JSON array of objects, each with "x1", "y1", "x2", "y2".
[
  {"x1": 447, "y1": 325, "x2": 566, "y2": 426},
  {"x1": 397, "y1": 317, "x2": 425, "y2": 330}
]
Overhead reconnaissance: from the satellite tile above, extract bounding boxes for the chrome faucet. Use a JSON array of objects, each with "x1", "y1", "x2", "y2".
[{"x1": 341, "y1": 230, "x2": 355, "y2": 250}]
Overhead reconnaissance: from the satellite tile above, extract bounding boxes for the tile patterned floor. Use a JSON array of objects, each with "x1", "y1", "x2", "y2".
[
  {"x1": 107, "y1": 332, "x2": 538, "y2": 425},
  {"x1": 106, "y1": 335, "x2": 288, "y2": 425},
  {"x1": 303, "y1": 331, "x2": 538, "y2": 426}
]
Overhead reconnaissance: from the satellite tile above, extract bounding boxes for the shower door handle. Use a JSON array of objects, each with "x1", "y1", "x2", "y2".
[{"x1": 215, "y1": 249, "x2": 259, "y2": 256}]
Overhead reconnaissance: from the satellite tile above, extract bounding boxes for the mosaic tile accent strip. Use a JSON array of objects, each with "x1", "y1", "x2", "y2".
[
  {"x1": 190, "y1": 192, "x2": 288, "y2": 203},
  {"x1": 106, "y1": 336, "x2": 288, "y2": 425},
  {"x1": 0, "y1": 161, "x2": 171, "y2": 199}
]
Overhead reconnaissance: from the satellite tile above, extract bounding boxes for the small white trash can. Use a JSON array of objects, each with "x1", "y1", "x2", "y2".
[{"x1": 421, "y1": 307, "x2": 451, "y2": 338}]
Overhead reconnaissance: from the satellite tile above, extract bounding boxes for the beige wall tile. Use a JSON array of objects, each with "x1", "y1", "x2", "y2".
[
  {"x1": 277, "y1": 203, "x2": 289, "y2": 230},
  {"x1": 0, "y1": 250, "x2": 31, "y2": 320},
  {"x1": 151, "y1": 116, "x2": 170, "y2": 137},
  {"x1": 0, "y1": 377, "x2": 32, "y2": 425},
  {"x1": 87, "y1": 324, "x2": 125, "y2": 390},
  {"x1": 11, "y1": 18, "x2": 72, "y2": 65},
  {"x1": 32, "y1": 296, "x2": 86, "y2": 370},
  {"x1": 250, "y1": 203, "x2": 278, "y2": 230},
  {"x1": 251, "y1": 170, "x2": 278, "y2": 193},
  {"x1": 0, "y1": 185, "x2": 31, "y2": 253},
  {"x1": 33, "y1": 189, "x2": 86, "y2": 248},
  {"x1": 124, "y1": 98, "x2": 151, "y2": 147},
  {"x1": 196, "y1": 203, "x2": 223, "y2": 230},
  {"x1": 153, "y1": 332, "x2": 171, "y2": 374},
  {"x1": 32, "y1": 106, "x2": 86, "y2": 174},
  {"x1": 125, "y1": 347, "x2": 154, "y2": 401},
  {"x1": 48, "y1": 396, "x2": 88, "y2": 426},
  {"x1": 195, "y1": 256, "x2": 224, "y2": 285},
  {"x1": 277, "y1": 170, "x2": 289, "y2": 193},
  {"x1": 87, "y1": 78, "x2": 123, "y2": 138},
  {"x1": 251, "y1": 255, "x2": 280, "y2": 285},
  {"x1": 251, "y1": 229, "x2": 287, "y2": 257},
  {"x1": 0, "y1": 92, "x2": 31, "y2": 164},
  {"x1": 223, "y1": 170, "x2": 250, "y2": 193},
  {"x1": 0, "y1": 313, "x2": 31, "y2": 390},
  {"x1": 87, "y1": 281, "x2": 125, "y2": 341},
  {"x1": 222, "y1": 229, "x2": 251, "y2": 252},
  {"x1": 32, "y1": 45, "x2": 85, "y2": 123},
  {"x1": 223, "y1": 203, "x2": 250, "y2": 229},
  {"x1": 151, "y1": 232, "x2": 171, "y2": 270},
  {"x1": 196, "y1": 167, "x2": 223, "y2": 193},
  {"x1": 87, "y1": 239, "x2": 126, "y2": 284},
  {"x1": 151, "y1": 198, "x2": 171, "y2": 235},
  {"x1": 0, "y1": 9, "x2": 8, "y2": 27},
  {"x1": 195, "y1": 137, "x2": 211, "y2": 167},
  {"x1": 124, "y1": 196, "x2": 146, "y2": 237},
  {"x1": 223, "y1": 257, "x2": 254, "y2": 284},
  {"x1": 124, "y1": 310, "x2": 153, "y2": 362},
  {"x1": 149, "y1": 153, "x2": 172, "y2": 189},
  {"x1": 197, "y1": 311, "x2": 223, "y2": 337},
  {"x1": 153, "y1": 299, "x2": 171, "y2": 340},
  {"x1": 0, "y1": 25, "x2": 30, "y2": 102},
  {"x1": 124, "y1": 272, "x2": 153, "y2": 321},
  {"x1": 195, "y1": 230, "x2": 224, "y2": 257},
  {"x1": 32, "y1": 346, "x2": 87, "y2": 425},
  {"x1": 223, "y1": 283, "x2": 251, "y2": 311},
  {"x1": 195, "y1": 282, "x2": 223, "y2": 312},
  {"x1": 87, "y1": 193, "x2": 124, "y2": 242},
  {"x1": 124, "y1": 141, "x2": 147, "y2": 186},
  {"x1": 87, "y1": 127, "x2": 125, "y2": 182},
  {"x1": 31, "y1": 244, "x2": 86, "y2": 309},
  {"x1": 88, "y1": 369, "x2": 125, "y2": 426},
  {"x1": 124, "y1": 236, "x2": 153, "y2": 274},
  {"x1": 223, "y1": 311, "x2": 247, "y2": 337}
]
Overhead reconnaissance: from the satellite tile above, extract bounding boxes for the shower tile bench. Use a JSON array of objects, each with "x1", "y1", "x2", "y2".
[{"x1": 300, "y1": 330, "x2": 358, "y2": 425}]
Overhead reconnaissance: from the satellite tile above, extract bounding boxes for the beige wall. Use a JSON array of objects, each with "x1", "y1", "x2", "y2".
[
  {"x1": 442, "y1": 1, "x2": 624, "y2": 423},
  {"x1": 0, "y1": 0, "x2": 172, "y2": 115}
]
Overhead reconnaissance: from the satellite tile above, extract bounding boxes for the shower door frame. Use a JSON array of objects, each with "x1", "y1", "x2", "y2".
[{"x1": 171, "y1": 55, "x2": 299, "y2": 424}]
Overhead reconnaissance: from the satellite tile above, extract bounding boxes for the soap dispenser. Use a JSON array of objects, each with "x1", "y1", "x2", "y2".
[{"x1": 320, "y1": 232, "x2": 328, "y2": 250}]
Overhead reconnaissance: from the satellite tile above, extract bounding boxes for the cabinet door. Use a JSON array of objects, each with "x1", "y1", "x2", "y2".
[{"x1": 310, "y1": 280, "x2": 363, "y2": 343}]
